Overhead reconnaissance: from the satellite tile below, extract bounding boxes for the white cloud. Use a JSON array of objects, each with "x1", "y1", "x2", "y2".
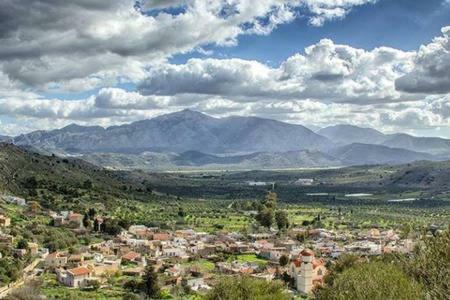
[
  {"x1": 0, "y1": 0, "x2": 375, "y2": 90},
  {"x1": 94, "y1": 88, "x2": 171, "y2": 109},
  {"x1": 395, "y1": 26, "x2": 450, "y2": 94},
  {"x1": 0, "y1": 86, "x2": 449, "y2": 136},
  {"x1": 139, "y1": 38, "x2": 416, "y2": 104},
  {"x1": 302, "y1": 0, "x2": 377, "y2": 26}
]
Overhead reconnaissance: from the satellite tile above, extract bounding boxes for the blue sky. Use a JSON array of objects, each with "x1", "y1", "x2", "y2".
[{"x1": 171, "y1": 0, "x2": 450, "y2": 65}]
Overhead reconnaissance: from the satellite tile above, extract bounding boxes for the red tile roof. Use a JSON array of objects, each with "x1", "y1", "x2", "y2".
[
  {"x1": 300, "y1": 249, "x2": 314, "y2": 257},
  {"x1": 68, "y1": 266, "x2": 90, "y2": 276},
  {"x1": 122, "y1": 251, "x2": 140, "y2": 261},
  {"x1": 47, "y1": 252, "x2": 61, "y2": 259},
  {"x1": 312, "y1": 258, "x2": 325, "y2": 269},
  {"x1": 292, "y1": 258, "x2": 302, "y2": 267}
]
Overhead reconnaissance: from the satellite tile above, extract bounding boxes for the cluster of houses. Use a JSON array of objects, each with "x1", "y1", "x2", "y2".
[
  {"x1": 39, "y1": 220, "x2": 328, "y2": 293},
  {"x1": 38, "y1": 212, "x2": 417, "y2": 295},
  {"x1": 0, "y1": 195, "x2": 419, "y2": 296},
  {"x1": 305, "y1": 227, "x2": 415, "y2": 257}
]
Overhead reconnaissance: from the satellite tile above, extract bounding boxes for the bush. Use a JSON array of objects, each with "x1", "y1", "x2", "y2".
[
  {"x1": 401, "y1": 226, "x2": 450, "y2": 299},
  {"x1": 315, "y1": 261, "x2": 422, "y2": 300},
  {"x1": 204, "y1": 276, "x2": 290, "y2": 300}
]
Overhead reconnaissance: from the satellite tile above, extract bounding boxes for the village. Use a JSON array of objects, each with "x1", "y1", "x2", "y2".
[{"x1": 0, "y1": 193, "x2": 419, "y2": 298}]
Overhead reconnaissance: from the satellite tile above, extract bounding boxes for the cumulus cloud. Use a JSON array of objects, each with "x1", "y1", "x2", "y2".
[
  {"x1": 302, "y1": 0, "x2": 377, "y2": 26},
  {"x1": 0, "y1": 0, "x2": 375, "y2": 89},
  {"x1": 94, "y1": 88, "x2": 171, "y2": 110},
  {"x1": 139, "y1": 39, "x2": 415, "y2": 104},
  {"x1": 395, "y1": 26, "x2": 450, "y2": 94}
]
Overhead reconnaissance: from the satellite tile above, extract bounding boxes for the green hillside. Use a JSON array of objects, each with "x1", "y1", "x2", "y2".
[{"x1": 0, "y1": 143, "x2": 159, "y2": 210}]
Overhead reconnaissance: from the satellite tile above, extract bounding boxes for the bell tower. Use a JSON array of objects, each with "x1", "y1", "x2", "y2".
[{"x1": 297, "y1": 249, "x2": 314, "y2": 293}]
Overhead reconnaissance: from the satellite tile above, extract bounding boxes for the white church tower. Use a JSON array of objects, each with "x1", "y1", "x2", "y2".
[{"x1": 297, "y1": 249, "x2": 314, "y2": 293}]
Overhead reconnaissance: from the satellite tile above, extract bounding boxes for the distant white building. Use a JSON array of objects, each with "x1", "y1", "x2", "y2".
[
  {"x1": 294, "y1": 179, "x2": 314, "y2": 186},
  {"x1": 162, "y1": 247, "x2": 186, "y2": 258},
  {"x1": 247, "y1": 181, "x2": 268, "y2": 186}
]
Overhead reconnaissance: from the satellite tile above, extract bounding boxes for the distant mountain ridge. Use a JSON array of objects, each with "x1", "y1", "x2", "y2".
[
  {"x1": 319, "y1": 124, "x2": 450, "y2": 157},
  {"x1": 328, "y1": 143, "x2": 435, "y2": 166},
  {"x1": 318, "y1": 125, "x2": 387, "y2": 145},
  {"x1": 7, "y1": 109, "x2": 450, "y2": 169},
  {"x1": 0, "y1": 135, "x2": 12, "y2": 143},
  {"x1": 13, "y1": 109, "x2": 331, "y2": 154}
]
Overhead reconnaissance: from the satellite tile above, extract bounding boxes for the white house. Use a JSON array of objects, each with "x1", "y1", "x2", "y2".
[{"x1": 58, "y1": 266, "x2": 92, "y2": 288}]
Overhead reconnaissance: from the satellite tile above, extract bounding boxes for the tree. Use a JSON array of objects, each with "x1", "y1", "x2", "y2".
[
  {"x1": 279, "y1": 254, "x2": 289, "y2": 267},
  {"x1": 296, "y1": 231, "x2": 309, "y2": 243},
  {"x1": 315, "y1": 261, "x2": 422, "y2": 300},
  {"x1": 82, "y1": 179, "x2": 93, "y2": 189},
  {"x1": 275, "y1": 210, "x2": 289, "y2": 231},
  {"x1": 24, "y1": 176, "x2": 38, "y2": 190},
  {"x1": 16, "y1": 239, "x2": 28, "y2": 250},
  {"x1": 204, "y1": 276, "x2": 290, "y2": 300},
  {"x1": 263, "y1": 191, "x2": 277, "y2": 209},
  {"x1": 142, "y1": 265, "x2": 160, "y2": 298},
  {"x1": 123, "y1": 278, "x2": 141, "y2": 293},
  {"x1": 400, "y1": 223, "x2": 412, "y2": 239},
  {"x1": 83, "y1": 213, "x2": 90, "y2": 228},
  {"x1": 401, "y1": 225, "x2": 450, "y2": 299},
  {"x1": 323, "y1": 253, "x2": 359, "y2": 286},
  {"x1": 101, "y1": 219, "x2": 122, "y2": 236},
  {"x1": 178, "y1": 207, "x2": 186, "y2": 217},
  {"x1": 93, "y1": 218, "x2": 99, "y2": 232},
  {"x1": 88, "y1": 208, "x2": 97, "y2": 219},
  {"x1": 256, "y1": 208, "x2": 274, "y2": 229}
]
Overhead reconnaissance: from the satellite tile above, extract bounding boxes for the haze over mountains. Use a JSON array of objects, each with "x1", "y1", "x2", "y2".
[
  {"x1": 319, "y1": 125, "x2": 450, "y2": 156},
  {"x1": 8, "y1": 109, "x2": 450, "y2": 170}
]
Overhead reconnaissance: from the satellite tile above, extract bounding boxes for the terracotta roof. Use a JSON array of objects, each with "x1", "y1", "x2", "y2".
[
  {"x1": 68, "y1": 266, "x2": 90, "y2": 276},
  {"x1": 122, "y1": 251, "x2": 140, "y2": 261},
  {"x1": 312, "y1": 258, "x2": 325, "y2": 269},
  {"x1": 47, "y1": 252, "x2": 61, "y2": 259},
  {"x1": 291, "y1": 258, "x2": 302, "y2": 267},
  {"x1": 240, "y1": 267, "x2": 254, "y2": 274},
  {"x1": 153, "y1": 233, "x2": 170, "y2": 240},
  {"x1": 300, "y1": 249, "x2": 314, "y2": 257},
  {"x1": 68, "y1": 213, "x2": 83, "y2": 221},
  {"x1": 292, "y1": 257, "x2": 324, "y2": 270}
]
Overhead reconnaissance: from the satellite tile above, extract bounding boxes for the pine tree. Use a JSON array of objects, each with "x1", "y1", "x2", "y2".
[
  {"x1": 93, "y1": 218, "x2": 99, "y2": 232},
  {"x1": 142, "y1": 265, "x2": 160, "y2": 298}
]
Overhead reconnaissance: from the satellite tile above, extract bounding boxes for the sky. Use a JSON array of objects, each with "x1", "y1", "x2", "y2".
[{"x1": 0, "y1": 0, "x2": 449, "y2": 137}]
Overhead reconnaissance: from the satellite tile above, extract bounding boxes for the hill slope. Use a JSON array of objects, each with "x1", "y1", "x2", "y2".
[
  {"x1": 81, "y1": 150, "x2": 341, "y2": 171},
  {"x1": 0, "y1": 143, "x2": 147, "y2": 198}
]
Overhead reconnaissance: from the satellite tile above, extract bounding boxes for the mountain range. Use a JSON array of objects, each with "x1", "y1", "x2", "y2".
[
  {"x1": 7, "y1": 109, "x2": 450, "y2": 170},
  {"x1": 318, "y1": 125, "x2": 450, "y2": 156}
]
